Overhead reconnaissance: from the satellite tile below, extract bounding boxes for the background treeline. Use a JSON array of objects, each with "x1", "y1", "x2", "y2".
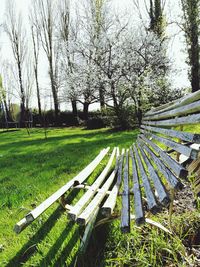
[{"x1": 0, "y1": 0, "x2": 199, "y2": 129}]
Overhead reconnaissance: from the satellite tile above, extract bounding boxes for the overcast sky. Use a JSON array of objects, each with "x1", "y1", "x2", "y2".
[{"x1": 0, "y1": 0, "x2": 190, "y2": 110}]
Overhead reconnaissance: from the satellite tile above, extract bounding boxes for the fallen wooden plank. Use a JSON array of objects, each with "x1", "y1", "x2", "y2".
[
  {"x1": 101, "y1": 148, "x2": 125, "y2": 217},
  {"x1": 138, "y1": 138, "x2": 182, "y2": 189},
  {"x1": 145, "y1": 90, "x2": 200, "y2": 117},
  {"x1": 77, "y1": 158, "x2": 119, "y2": 226},
  {"x1": 73, "y1": 184, "x2": 111, "y2": 195},
  {"x1": 130, "y1": 148, "x2": 145, "y2": 225},
  {"x1": 79, "y1": 207, "x2": 99, "y2": 254},
  {"x1": 142, "y1": 113, "x2": 200, "y2": 127},
  {"x1": 144, "y1": 99, "x2": 200, "y2": 121},
  {"x1": 139, "y1": 134, "x2": 188, "y2": 179},
  {"x1": 141, "y1": 125, "x2": 200, "y2": 144},
  {"x1": 141, "y1": 129, "x2": 199, "y2": 160},
  {"x1": 22, "y1": 148, "x2": 110, "y2": 225},
  {"x1": 121, "y1": 149, "x2": 130, "y2": 233},
  {"x1": 133, "y1": 145, "x2": 158, "y2": 213},
  {"x1": 14, "y1": 218, "x2": 29, "y2": 234},
  {"x1": 68, "y1": 148, "x2": 116, "y2": 221},
  {"x1": 137, "y1": 143, "x2": 169, "y2": 206}
]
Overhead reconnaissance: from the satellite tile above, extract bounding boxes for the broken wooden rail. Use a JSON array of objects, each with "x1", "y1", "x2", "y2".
[{"x1": 14, "y1": 89, "x2": 200, "y2": 255}]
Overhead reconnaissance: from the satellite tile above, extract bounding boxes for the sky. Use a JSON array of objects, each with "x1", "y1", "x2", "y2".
[{"x1": 0, "y1": 0, "x2": 190, "y2": 110}]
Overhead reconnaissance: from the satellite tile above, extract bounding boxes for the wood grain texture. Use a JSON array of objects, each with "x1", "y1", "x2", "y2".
[
  {"x1": 25, "y1": 148, "x2": 110, "y2": 223},
  {"x1": 138, "y1": 138, "x2": 182, "y2": 189},
  {"x1": 144, "y1": 99, "x2": 200, "y2": 121},
  {"x1": 141, "y1": 125, "x2": 200, "y2": 144},
  {"x1": 130, "y1": 148, "x2": 145, "y2": 225},
  {"x1": 133, "y1": 145, "x2": 158, "y2": 213},
  {"x1": 68, "y1": 148, "x2": 116, "y2": 221},
  {"x1": 121, "y1": 149, "x2": 130, "y2": 233},
  {"x1": 139, "y1": 134, "x2": 188, "y2": 179},
  {"x1": 145, "y1": 90, "x2": 200, "y2": 117},
  {"x1": 137, "y1": 143, "x2": 169, "y2": 206},
  {"x1": 77, "y1": 152, "x2": 120, "y2": 226},
  {"x1": 101, "y1": 148, "x2": 125, "y2": 217},
  {"x1": 140, "y1": 129, "x2": 199, "y2": 160},
  {"x1": 142, "y1": 113, "x2": 200, "y2": 127}
]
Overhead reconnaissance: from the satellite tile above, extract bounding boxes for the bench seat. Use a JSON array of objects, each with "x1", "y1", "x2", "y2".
[{"x1": 14, "y1": 90, "x2": 200, "y2": 252}]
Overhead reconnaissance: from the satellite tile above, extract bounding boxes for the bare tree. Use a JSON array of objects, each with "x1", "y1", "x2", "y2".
[
  {"x1": 30, "y1": 10, "x2": 42, "y2": 120},
  {"x1": 4, "y1": 0, "x2": 27, "y2": 127},
  {"x1": 32, "y1": 0, "x2": 60, "y2": 123},
  {"x1": 24, "y1": 56, "x2": 34, "y2": 111},
  {"x1": 0, "y1": 61, "x2": 16, "y2": 121},
  {"x1": 0, "y1": 75, "x2": 11, "y2": 126}
]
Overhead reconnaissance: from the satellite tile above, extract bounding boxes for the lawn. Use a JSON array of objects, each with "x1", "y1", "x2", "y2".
[
  {"x1": 1, "y1": 127, "x2": 200, "y2": 267},
  {"x1": 0, "y1": 127, "x2": 138, "y2": 266}
]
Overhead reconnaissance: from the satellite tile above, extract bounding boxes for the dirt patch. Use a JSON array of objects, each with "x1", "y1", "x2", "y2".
[{"x1": 173, "y1": 182, "x2": 196, "y2": 214}]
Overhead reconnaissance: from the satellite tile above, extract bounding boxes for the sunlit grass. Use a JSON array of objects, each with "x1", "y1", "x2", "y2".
[{"x1": 0, "y1": 127, "x2": 137, "y2": 266}]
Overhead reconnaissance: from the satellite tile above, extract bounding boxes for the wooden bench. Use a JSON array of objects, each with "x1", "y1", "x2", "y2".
[{"x1": 14, "y1": 90, "x2": 200, "y2": 250}]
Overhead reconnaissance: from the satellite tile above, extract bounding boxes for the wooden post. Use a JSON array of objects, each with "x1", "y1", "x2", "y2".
[{"x1": 176, "y1": 125, "x2": 184, "y2": 162}]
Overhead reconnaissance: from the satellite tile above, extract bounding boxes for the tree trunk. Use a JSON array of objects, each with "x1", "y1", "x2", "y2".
[
  {"x1": 83, "y1": 102, "x2": 89, "y2": 120},
  {"x1": 99, "y1": 84, "x2": 105, "y2": 110},
  {"x1": 190, "y1": 17, "x2": 199, "y2": 92},
  {"x1": 3, "y1": 100, "x2": 11, "y2": 122},
  {"x1": 49, "y1": 59, "x2": 59, "y2": 124},
  {"x1": 34, "y1": 67, "x2": 42, "y2": 120},
  {"x1": 137, "y1": 92, "x2": 142, "y2": 126},
  {"x1": 182, "y1": 0, "x2": 200, "y2": 92},
  {"x1": 71, "y1": 99, "x2": 78, "y2": 117},
  {"x1": 18, "y1": 61, "x2": 25, "y2": 128}
]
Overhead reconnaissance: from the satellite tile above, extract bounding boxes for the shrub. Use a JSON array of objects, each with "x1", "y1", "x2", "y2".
[{"x1": 86, "y1": 117, "x2": 105, "y2": 129}]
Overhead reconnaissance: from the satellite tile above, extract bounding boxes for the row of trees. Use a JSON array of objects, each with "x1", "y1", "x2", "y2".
[{"x1": 0, "y1": 0, "x2": 199, "y2": 128}]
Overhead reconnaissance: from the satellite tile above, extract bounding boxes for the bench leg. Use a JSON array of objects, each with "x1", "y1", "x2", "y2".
[{"x1": 168, "y1": 188, "x2": 175, "y2": 230}]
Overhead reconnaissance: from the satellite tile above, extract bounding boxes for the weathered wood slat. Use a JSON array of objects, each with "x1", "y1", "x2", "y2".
[
  {"x1": 14, "y1": 218, "x2": 29, "y2": 234},
  {"x1": 68, "y1": 148, "x2": 116, "y2": 221},
  {"x1": 79, "y1": 207, "x2": 99, "y2": 254},
  {"x1": 138, "y1": 138, "x2": 182, "y2": 189},
  {"x1": 141, "y1": 125, "x2": 200, "y2": 144},
  {"x1": 130, "y1": 148, "x2": 145, "y2": 225},
  {"x1": 139, "y1": 134, "x2": 188, "y2": 179},
  {"x1": 72, "y1": 184, "x2": 111, "y2": 195},
  {"x1": 146, "y1": 100, "x2": 177, "y2": 115},
  {"x1": 133, "y1": 145, "x2": 158, "y2": 213},
  {"x1": 137, "y1": 143, "x2": 169, "y2": 206},
  {"x1": 101, "y1": 149, "x2": 125, "y2": 217},
  {"x1": 141, "y1": 129, "x2": 199, "y2": 160},
  {"x1": 142, "y1": 113, "x2": 200, "y2": 127},
  {"x1": 145, "y1": 90, "x2": 200, "y2": 117},
  {"x1": 24, "y1": 148, "x2": 110, "y2": 224},
  {"x1": 77, "y1": 161, "x2": 119, "y2": 226},
  {"x1": 144, "y1": 99, "x2": 200, "y2": 121},
  {"x1": 188, "y1": 157, "x2": 200, "y2": 174},
  {"x1": 121, "y1": 150, "x2": 130, "y2": 233}
]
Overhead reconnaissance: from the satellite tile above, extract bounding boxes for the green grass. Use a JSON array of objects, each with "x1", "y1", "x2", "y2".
[
  {"x1": 1, "y1": 126, "x2": 200, "y2": 267},
  {"x1": 0, "y1": 127, "x2": 137, "y2": 266}
]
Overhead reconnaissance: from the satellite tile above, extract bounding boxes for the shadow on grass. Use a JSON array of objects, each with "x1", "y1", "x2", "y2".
[
  {"x1": 0, "y1": 131, "x2": 138, "y2": 209},
  {"x1": 0, "y1": 128, "x2": 138, "y2": 152},
  {"x1": 76, "y1": 220, "x2": 110, "y2": 267},
  {"x1": 0, "y1": 129, "x2": 20, "y2": 134},
  {"x1": 2, "y1": 128, "x2": 138, "y2": 266},
  {"x1": 6, "y1": 190, "x2": 80, "y2": 267}
]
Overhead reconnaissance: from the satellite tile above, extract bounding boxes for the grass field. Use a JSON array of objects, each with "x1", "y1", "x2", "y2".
[
  {"x1": 1, "y1": 127, "x2": 200, "y2": 267},
  {"x1": 0, "y1": 127, "x2": 137, "y2": 266}
]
